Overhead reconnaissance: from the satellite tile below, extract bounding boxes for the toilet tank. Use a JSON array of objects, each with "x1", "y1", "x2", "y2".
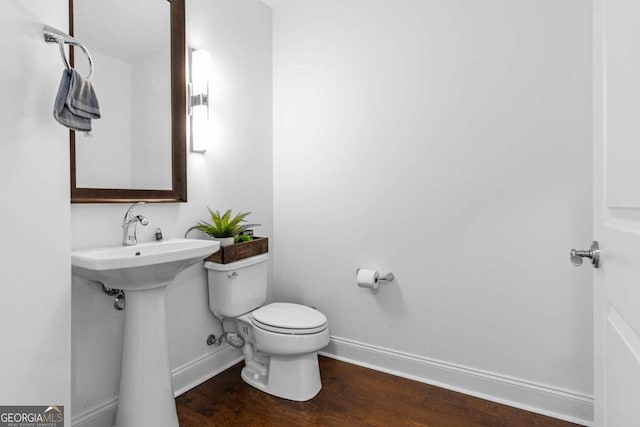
[{"x1": 204, "y1": 254, "x2": 268, "y2": 318}]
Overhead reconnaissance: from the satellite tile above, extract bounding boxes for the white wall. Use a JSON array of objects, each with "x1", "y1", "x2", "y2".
[
  {"x1": 70, "y1": 0, "x2": 272, "y2": 425},
  {"x1": 272, "y1": 0, "x2": 593, "y2": 423},
  {"x1": 0, "y1": 0, "x2": 71, "y2": 425}
]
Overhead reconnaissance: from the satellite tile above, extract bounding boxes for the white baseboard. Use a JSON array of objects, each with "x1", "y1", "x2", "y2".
[
  {"x1": 71, "y1": 345, "x2": 243, "y2": 427},
  {"x1": 172, "y1": 345, "x2": 243, "y2": 397},
  {"x1": 71, "y1": 397, "x2": 118, "y2": 427},
  {"x1": 320, "y1": 336, "x2": 594, "y2": 427}
]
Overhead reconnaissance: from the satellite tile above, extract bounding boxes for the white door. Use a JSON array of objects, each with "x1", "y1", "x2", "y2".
[{"x1": 592, "y1": 0, "x2": 640, "y2": 425}]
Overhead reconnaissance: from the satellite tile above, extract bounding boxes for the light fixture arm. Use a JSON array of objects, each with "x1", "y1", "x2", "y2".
[{"x1": 187, "y1": 82, "x2": 209, "y2": 115}]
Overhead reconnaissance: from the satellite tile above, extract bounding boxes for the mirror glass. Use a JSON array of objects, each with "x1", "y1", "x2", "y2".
[{"x1": 70, "y1": 0, "x2": 186, "y2": 203}]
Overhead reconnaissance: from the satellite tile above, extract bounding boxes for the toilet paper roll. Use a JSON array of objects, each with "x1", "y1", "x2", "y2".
[{"x1": 357, "y1": 269, "x2": 380, "y2": 290}]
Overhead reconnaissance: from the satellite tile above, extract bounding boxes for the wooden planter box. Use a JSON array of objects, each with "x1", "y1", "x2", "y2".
[{"x1": 205, "y1": 236, "x2": 269, "y2": 264}]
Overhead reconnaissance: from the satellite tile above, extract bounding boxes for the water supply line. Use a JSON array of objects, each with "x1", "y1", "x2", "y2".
[{"x1": 207, "y1": 316, "x2": 245, "y2": 348}]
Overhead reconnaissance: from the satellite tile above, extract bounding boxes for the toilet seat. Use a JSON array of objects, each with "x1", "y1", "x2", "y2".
[{"x1": 252, "y1": 303, "x2": 328, "y2": 335}]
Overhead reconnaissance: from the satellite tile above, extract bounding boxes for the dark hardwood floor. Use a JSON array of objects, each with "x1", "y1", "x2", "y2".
[{"x1": 176, "y1": 356, "x2": 584, "y2": 427}]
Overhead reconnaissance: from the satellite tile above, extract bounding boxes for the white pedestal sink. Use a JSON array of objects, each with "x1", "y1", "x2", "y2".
[{"x1": 72, "y1": 239, "x2": 220, "y2": 427}]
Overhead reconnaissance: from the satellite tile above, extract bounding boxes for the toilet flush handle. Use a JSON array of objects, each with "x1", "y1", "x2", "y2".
[{"x1": 228, "y1": 271, "x2": 239, "y2": 279}]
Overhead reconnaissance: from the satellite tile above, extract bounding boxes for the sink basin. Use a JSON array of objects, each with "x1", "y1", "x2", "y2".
[
  {"x1": 72, "y1": 238, "x2": 220, "y2": 290},
  {"x1": 71, "y1": 238, "x2": 219, "y2": 427}
]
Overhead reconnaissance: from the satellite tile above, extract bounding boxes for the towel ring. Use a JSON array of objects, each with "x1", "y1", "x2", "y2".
[{"x1": 43, "y1": 25, "x2": 94, "y2": 81}]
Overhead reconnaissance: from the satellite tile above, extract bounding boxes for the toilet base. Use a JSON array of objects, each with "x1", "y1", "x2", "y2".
[{"x1": 241, "y1": 352, "x2": 322, "y2": 401}]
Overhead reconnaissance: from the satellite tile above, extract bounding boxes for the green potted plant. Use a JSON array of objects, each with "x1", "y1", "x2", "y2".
[{"x1": 189, "y1": 209, "x2": 259, "y2": 247}]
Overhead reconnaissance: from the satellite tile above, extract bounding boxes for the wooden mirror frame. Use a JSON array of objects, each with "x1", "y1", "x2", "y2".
[{"x1": 69, "y1": 0, "x2": 187, "y2": 203}]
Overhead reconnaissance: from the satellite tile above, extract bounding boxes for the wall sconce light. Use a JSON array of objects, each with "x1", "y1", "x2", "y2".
[{"x1": 188, "y1": 48, "x2": 212, "y2": 153}]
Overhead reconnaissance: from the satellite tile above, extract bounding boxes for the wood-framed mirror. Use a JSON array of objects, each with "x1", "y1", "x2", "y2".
[{"x1": 69, "y1": 0, "x2": 187, "y2": 203}]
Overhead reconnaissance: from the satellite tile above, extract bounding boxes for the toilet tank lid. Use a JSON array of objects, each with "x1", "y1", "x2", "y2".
[
  {"x1": 252, "y1": 303, "x2": 327, "y2": 330},
  {"x1": 204, "y1": 253, "x2": 268, "y2": 272}
]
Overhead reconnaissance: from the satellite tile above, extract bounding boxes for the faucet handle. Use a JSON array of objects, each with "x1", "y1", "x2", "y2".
[
  {"x1": 124, "y1": 201, "x2": 146, "y2": 220},
  {"x1": 136, "y1": 215, "x2": 150, "y2": 226}
]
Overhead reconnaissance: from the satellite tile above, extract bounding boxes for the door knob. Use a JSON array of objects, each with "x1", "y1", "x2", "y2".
[{"x1": 570, "y1": 241, "x2": 600, "y2": 268}]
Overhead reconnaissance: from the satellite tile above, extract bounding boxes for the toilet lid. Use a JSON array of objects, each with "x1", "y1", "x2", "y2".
[{"x1": 252, "y1": 303, "x2": 328, "y2": 335}]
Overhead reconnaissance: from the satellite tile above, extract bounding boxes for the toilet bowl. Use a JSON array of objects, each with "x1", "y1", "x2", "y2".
[
  {"x1": 204, "y1": 254, "x2": 330, "y2": 401},
  {"x1": 236, "y1": 303, "x2": 329, "y2": 400}
]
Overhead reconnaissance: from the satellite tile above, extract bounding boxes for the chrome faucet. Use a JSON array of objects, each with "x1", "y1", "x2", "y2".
[{"x1": 122, "y1": 202, "x2": 149, "y2": 246}]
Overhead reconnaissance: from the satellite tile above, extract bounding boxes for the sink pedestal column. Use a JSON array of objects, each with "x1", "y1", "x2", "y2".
[{"x1": 115, "y1": 285, "x2": 178, "y2": 427}]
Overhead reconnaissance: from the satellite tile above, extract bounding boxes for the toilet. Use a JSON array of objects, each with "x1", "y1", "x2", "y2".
[{"x1": 204, "y1": 254, "x2": 329, "y2": 401}]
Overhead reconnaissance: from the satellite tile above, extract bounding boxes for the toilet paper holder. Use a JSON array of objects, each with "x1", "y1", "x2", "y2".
[
  {"x1": 380, "y1": 272, "x2": 394, "y2": 282},
  {"x1": 356, "y1": 268, "x2": 395, "y2": 288}
]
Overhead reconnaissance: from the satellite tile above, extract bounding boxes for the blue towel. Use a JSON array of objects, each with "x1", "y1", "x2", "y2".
[
  {"x1": 53, "y1": 69, "x2": 101, "y2": 131},
  {"x1": 68, "y1": 69, "x2": 101, "y2": 119}
]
